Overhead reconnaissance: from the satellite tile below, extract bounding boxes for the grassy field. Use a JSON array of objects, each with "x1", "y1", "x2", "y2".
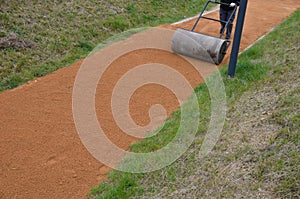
[
  {"x1": 90, "y1": 9, "x2": 300, "y2": 199},
  {"x1": 0, "y1": 0, "x2": 210, "y2": 91}
]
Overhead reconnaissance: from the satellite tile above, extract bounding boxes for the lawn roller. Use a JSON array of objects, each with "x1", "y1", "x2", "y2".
[{"x1": 171, "y1": 0, "x2": 238, "y2": 65}]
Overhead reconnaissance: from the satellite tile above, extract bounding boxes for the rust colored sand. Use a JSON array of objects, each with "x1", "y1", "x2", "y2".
[{"x1": 1, "y1": 1, "x2": 299, "y2": 198}]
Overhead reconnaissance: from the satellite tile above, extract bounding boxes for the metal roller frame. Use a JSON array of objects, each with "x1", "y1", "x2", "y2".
[{"x1": 171, "y1": 0, "x2": 238, "y2": 65}]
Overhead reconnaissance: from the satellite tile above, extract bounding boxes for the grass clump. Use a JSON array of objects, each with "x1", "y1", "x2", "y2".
[
  {"x1": 89, "y1": 9, "x2": 300, "y2": 199},
  {"x1": 90, "y1": 172, "x2": 142, "y2": 199}
]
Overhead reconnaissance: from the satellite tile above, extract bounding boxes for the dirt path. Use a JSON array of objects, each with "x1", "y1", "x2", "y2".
[{"x1": 1, "y1": 1, "x2": 299, "y2": 198}]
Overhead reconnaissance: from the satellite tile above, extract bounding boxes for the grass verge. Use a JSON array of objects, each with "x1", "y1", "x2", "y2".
[
  {"x1": 89, "y1": 9, "x2": 300, "y2": 199},
  {"x1": 0, "y1": 0, "x2": 211, "y2": 91}
]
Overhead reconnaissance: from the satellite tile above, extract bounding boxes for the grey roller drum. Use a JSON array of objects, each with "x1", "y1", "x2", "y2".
[{"x1": 171, "y1": 28, "x2": 228, "y2": 65}]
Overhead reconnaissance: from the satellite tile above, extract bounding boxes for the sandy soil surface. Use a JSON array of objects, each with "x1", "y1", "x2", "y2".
[{"x1": 0, "y1": 0, "x2": 299, "y2": 198}]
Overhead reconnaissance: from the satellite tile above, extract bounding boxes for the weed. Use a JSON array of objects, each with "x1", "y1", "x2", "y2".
[{"x1": 77, "y1": 40, "x2": 94, "y2": 52}]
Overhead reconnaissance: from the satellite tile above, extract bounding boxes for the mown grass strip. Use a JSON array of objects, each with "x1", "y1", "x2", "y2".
[{"x1": 89, "y1": 9, "x2": 300, "y2": 199}]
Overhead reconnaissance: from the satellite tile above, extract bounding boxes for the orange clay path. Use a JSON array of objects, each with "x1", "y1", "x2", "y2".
[{"x1": 1, "y1": 1, "x2": 299, "y2": 198}]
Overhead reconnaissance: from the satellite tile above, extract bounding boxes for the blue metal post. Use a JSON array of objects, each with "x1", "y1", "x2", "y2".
[{"x1": 227, "y1": 0, "x2": 248, "y2": 78}]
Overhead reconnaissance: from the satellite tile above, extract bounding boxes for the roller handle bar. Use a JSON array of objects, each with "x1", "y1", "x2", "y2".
[{"x1": 191, "y1": 0, "x2": 237, "y2": 39}]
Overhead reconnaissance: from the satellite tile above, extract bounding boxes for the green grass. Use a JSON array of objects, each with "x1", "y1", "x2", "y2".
[
  {"x1": 89, "y1": 9, "x2": 300, "y2": 199},
  {"x1": 0, "y1": 0, "x2": 211, "y2": 91}
]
